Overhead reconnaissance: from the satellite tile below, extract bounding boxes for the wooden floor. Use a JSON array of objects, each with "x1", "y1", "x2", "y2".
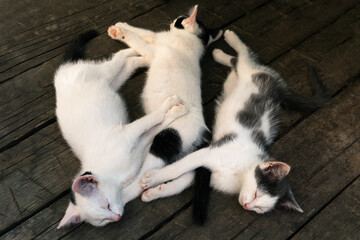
[{"x1": 1, "y1": 0, "x2": 359, "y2": 239}]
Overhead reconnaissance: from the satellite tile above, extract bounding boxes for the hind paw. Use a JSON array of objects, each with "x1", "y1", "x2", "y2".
[
  {"x1": 140, "y1": 169, "x2": 160, "y2": 189},
  {"x1": 141, "y1": 185, "x2": 165, "y2": 202},
  {"x1": 108, "y1": 25, "x2": 126, "y2": 40}
]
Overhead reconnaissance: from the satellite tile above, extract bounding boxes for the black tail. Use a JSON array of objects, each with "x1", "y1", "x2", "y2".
[
  {"x1": 280, "y1": 67, "x2": 330, "y2": 113},
  {"x1": 193, "y1": 167, "x2": 211, "y2": 225},
  {"x1": 192, "y1": 129, "x2": 212, "y2": 225},
  {"x1": 63, "y1": 30, "x2": 99, "y2": 63}
]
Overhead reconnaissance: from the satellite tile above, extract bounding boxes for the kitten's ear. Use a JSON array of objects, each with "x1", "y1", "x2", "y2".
[
  {"x1": 184, "y1": 5, "x2": 198, "y2": 26},
  {"x1": 263, "y1": 161, "x2": 291, "y2": 181},
  {"x1": 280, "y1": 189, "x2": 304, "y2": 213},
  {"x1": 207, "y1": 29, "x2": 223, "y2": 45},
  {"x1": 72, "y1": 175, "x2": 98, "y2": 197},
  {"x1": 57, "y1": 203, "x2": 82, "y2": 229}
]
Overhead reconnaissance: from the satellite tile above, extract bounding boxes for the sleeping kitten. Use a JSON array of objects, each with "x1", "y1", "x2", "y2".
[
  {"x1": 107, "y1": 5, "x2": 222, "y2": 210},
  {"x1": 56, "y1": 30, "x2": 187, "y2": 228},
  {"x1": 140, "y1": 30, "x2": 329, "y2": 219}
]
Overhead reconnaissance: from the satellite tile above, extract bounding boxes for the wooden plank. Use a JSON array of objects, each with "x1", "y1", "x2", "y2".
[
  {"x1": 0, "y1": 0, "x2": 167, "y2": 83},
  {"x1": 146, "y1": 81, "x2": 360, "y2": 240},
  {"x1": 290, "y1": 177, "x2": 360, "y2": 240}
]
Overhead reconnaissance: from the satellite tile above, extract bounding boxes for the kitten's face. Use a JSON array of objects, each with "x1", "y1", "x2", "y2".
[
  {"x1": 170, "y1": 5, "x2": 222, "y2": 46},
  {"x1": 239, "y1": 161, "x2": 303, "y2": 214},
  {"x1": 58, "y1": 174, "x2": 123, "y2": 228}
]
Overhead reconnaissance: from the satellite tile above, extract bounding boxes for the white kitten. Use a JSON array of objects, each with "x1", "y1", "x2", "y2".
[
  {"x1": 141, "y1": 30, "x2": 329, "y2": 221},
  {"x1": 107, "y1": 5, "x2": 222, "y2": 208},
  {"x1": 56, "y1": 31, "x2": 187, "y2": 228}
]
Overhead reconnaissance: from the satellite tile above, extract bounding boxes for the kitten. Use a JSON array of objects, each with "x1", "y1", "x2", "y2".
[
  {"x1": 140, "y1": 30, "x2": 329, "y2": 222},
  {"x1": 107, "y1": 5, "x2": 222, "y2": 211},
  {"x1": 56, "y1": 30, "x2": 187, "y2": 228}
]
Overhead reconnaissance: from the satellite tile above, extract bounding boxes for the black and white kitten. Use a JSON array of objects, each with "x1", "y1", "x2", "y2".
[
  {"x1": 140, "y1": 30, "x2": 329, "y2": 222},
  {"x1": 107, "y1": 5, "x2": 222, "y2": 211}
]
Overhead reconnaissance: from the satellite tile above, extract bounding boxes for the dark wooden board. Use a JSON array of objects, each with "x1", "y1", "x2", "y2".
[
  {"x1": 0, "y1": 0, "x2": 167, "y2": 83},
  {"x1": 291, "y1": 177, "x2": 360, "y2": 240}
]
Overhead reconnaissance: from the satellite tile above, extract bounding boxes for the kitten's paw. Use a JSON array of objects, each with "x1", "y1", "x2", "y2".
[
  {"x1": 224, "y1": 30, "x2": 237, "y2": 42},
  {"x1": 140, "y1": 169, "x2": 160, "y2": 189},
  {"x1": 108, "y1": 25, "x2": 126, "y2": 40},
  {"x1": 212, "y1": 48, "x2": 225, "y2": 61},
  {"x1": 162, "y1": 95, "x2": 182, "y2": 112},
  {"x1": 165, "y1": 104, "x2": 187, "y2": 121},
  {"x1": 141, "y1": 185, "x2": 165, "y2": 202},
  {"x1": 115, "y1": 22, "x2": 128, "y2": 28}
]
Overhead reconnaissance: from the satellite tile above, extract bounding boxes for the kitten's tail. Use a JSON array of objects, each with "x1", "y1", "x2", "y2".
[
  {"x1": 192, "y1": 130, "x2": 212, "y2": 225},
  {"x1": 193, "y1": 167, "x2": 211, "y2": 225},
  {"x1": 280, "y1": 67, "x2": 330, "y2": 113},
  {"x1": 63, "y1": 30, "x2": 99, "y2": 63}
]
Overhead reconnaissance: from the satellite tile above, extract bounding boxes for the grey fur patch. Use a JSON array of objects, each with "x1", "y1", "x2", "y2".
[
  {"x1": 230, "y1": 57, "x2": 237, "y2": 69},
  {"x1": 210, "y1": 133, "x2": 237, "y2": 148}
]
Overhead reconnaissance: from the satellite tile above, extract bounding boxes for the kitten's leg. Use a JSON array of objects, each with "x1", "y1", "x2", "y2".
[
  {"x1": 115, "y1": 22, "x2": 155, "y2": 43},
  {"x1": 121, "y1": 154, "x2": 165, "y2": 205},
  {"x1": 140, "y1": 148, "x2": 210, "y2": 189},
  {"x1": 95, "y1": 48, "x2": 140, "y2": 85},
  {"x1": 142, "y1": 171, "x2": 194, "y2": 202},
  {"x1": 110, "y1": 56, "x2": 148, "y2": 90},
  {"x1": 122, "y1": 95, "x2": 182, "y2": 144},
  {"x1": 108, "y1": 26, "x2": 154, "y2": 61},
  {"x1": 223, "y1": 30, "x2": 249, "y2": 56},
  {"x1": 212, "y1": 49, "x2": 234, "y2": 67}
]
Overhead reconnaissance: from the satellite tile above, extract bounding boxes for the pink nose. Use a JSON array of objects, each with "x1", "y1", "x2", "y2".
[
  {"x1": 114, "y1": 214, "x2": 121, "y2": 221},
  {"x1": 243, "y1": 203, "x2": 249, "y2": 210}
]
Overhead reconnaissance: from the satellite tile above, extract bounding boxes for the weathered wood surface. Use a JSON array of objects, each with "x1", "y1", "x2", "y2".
[{"x1": 0, "y1": 0, "x2": 359, "y2": 239}]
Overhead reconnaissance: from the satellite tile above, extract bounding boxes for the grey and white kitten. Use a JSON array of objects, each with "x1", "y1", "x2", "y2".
[{"x1": 140, "y1": 30, "x2": 329, "y2": 223}]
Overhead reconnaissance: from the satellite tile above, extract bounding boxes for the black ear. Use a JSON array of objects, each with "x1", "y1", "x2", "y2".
[
  {"x1": 207, "y1": 29, "x2": 223, "y2": 45},
  {"x1": 280, "y1": 189, "x2": 303, "y2": 213}
]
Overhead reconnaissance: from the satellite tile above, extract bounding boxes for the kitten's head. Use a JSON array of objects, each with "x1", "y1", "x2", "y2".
[
  {"x1": 239, "y1": 160, "x2": 303, "y2": 214},
  {"x1": 57, "y1": 172, "x2": 122, "y2": 228},
  {"x1": 170, "y1": 5, "x2": 223, "y2": 46}
]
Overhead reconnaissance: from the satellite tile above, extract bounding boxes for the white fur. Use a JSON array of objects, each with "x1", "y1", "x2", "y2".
[
  {"x1": 56, "y1": 48, "x2": 187, "y2": 228},
  {"x1": 107, "y1": 6, "x2": 222, "y2": 203}
]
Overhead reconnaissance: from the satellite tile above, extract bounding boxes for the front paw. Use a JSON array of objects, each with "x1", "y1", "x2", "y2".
[
  {"x1": 165, "y1": 104, "x2": 187, "y2": 121},
  {"x1": 223, "y1": 30, "x2": 237, "y2": 43},
  {"x1": 108, "y1": 25, "x2": 126, "y2": 40},
  {"x1": 140, "y1": 169, "x2": 160, "y2": 189},
  {"x1": 162, "y1": 95, "x2": 183, "y2": 113}
]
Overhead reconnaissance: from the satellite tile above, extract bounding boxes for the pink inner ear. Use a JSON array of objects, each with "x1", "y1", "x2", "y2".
[
  {"x1": 184, "y1": 5, "x2": 198, "y2": 25},
  {"x1": 73, "y1": 175, "x2": 98, "y2": 196},
  {"x1": 265, "y1": 161, "x2": 291, "y2": 178}
]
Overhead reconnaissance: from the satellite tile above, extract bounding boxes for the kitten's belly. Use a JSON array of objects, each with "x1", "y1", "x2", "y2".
[{"x1": 210, "y1": 172, "x2": 241, "y2": 194}]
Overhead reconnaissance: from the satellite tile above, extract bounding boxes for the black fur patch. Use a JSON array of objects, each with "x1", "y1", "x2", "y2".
[
  {"x1": 80, "y1": 171, "x2": 92, "y2": 176},
  {"x1": 63, "y1": 30, "x2": 99, "y2": 63},
  {"x1": 230, "y1": 57, "x2": 238, "y2": 69},
  {"x1": 174, "y1": 16, "x2": 187, "y2": 29},
  {"x1": 255, "y1": 166, "x2": 289, "y2": 198},
  {"x1": 252, "y1": 130, "x2": 267, "y2": 151},
  {"x1": 149, "y1": 128, "x2": 182, "y2": 164},
  {"x1": 210, "y1": 133, "x2": 237, "y2": 148},
  {"x1": 193, "y1": 129, "x2": 212, "y2": 150}
]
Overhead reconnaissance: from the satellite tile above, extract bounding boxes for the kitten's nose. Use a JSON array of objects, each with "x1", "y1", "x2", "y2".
[
  {"x1": 243, "y1": 203, "x2": 250, "y2": 210},
  {"x1": 114, "y1": 214, "x2": 121, "y2": 221}
]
